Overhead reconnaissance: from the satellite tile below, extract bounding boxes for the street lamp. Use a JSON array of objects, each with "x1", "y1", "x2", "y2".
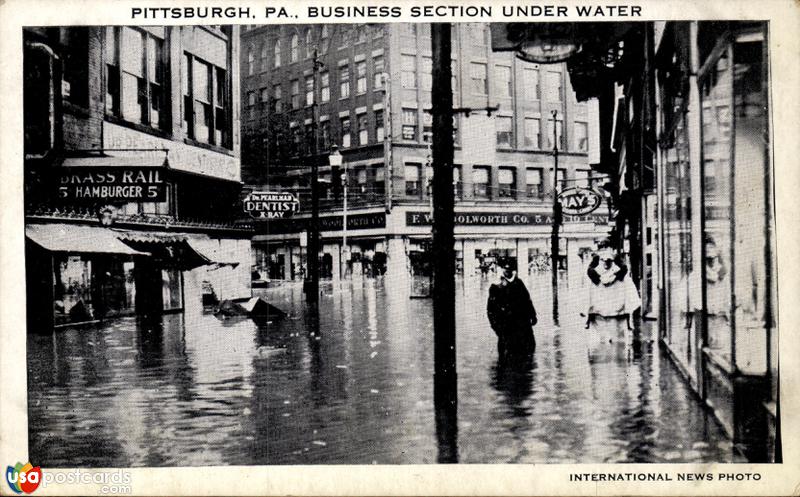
[{"x1": 328, "y1": 146, "x2": 345, "y2": 278}]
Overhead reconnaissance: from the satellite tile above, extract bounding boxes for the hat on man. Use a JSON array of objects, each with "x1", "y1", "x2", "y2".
[{"x1": 498, "y1": 257, "x2": 517, "y2": 271}]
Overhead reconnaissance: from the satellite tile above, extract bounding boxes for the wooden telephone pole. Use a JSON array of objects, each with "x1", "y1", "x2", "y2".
[{"x1": 431, "y1": 23, "x2": 457, "y2": 463}]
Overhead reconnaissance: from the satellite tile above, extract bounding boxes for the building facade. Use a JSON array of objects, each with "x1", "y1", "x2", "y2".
[
  {"x1": 24, "y1": 25, "x2": 251, "y2": 331},
  {"x1": 568, "y1": 21, "x2": 778, "y2": 462},
  {"x1": 240, "y1": 23, "x2": 611, "y2": 283}
]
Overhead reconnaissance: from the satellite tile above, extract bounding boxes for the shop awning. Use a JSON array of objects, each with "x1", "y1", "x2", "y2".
[
  {"x1": 115, "y1": 231, "x2": 239, "y2": 269},
  {"x1": 26, "y1": 223, "x2": 148, "y2": 255}
]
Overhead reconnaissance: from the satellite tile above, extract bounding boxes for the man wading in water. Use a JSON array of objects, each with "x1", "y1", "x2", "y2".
[{"x1": 487, "y1": 258, "x2": 538, "y2": 361}]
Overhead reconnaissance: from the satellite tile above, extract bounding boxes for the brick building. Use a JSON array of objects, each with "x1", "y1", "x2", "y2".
[
  {"x1": 23, "y1": 25, "x2": 251, "y2": 331},
  {"x1": 240, "y1": 23, "x2": 611, "y2": 282}
]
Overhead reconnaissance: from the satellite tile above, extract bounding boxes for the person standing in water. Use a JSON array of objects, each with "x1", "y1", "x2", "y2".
[{"x1": 487, "y1": 258, "x2": 538, "y2": 361}]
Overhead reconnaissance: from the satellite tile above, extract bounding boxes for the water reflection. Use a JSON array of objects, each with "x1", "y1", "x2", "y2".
[{"x1": 28, "y1": 277, "x2": 743, "y2": 466}]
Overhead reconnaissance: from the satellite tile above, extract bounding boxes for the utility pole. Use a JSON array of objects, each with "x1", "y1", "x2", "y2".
[
  {"x1": 304, "y1": 47, "x2": 322, "y2": 306},
  {"x1": 550, "y1": 109, "x2": 561, "y2": 325},
  {"x1": 431, "y1": 23, "x2": 457, "y2": 463}
]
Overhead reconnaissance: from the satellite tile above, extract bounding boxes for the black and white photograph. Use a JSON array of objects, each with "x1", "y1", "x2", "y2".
[{"x1": 3, "y1": 1, "x2": 798, "y2": 493}]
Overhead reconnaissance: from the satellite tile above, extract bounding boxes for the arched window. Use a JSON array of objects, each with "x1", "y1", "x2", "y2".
[
  {"x1": 320, "y1": 25, "x2": 330, "y2": 54},
  {"x1": 273, "y1": 39, "x2": 281, "y2": 68},
  {"x1": 246, "y1": 45, "x2": 254, "y2": 75},
  {"x1": 305, "y1": 28, "x2": 314, "y2": 58},
  {"x1": 290, "y1": 33, "x2": 298, "y2": 62}
]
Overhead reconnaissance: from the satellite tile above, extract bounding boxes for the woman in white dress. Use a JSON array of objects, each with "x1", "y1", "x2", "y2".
[{"x1": 585, "y1": 248, "x2": 642, "y2": 346}]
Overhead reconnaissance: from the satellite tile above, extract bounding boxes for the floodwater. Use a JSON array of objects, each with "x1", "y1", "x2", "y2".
[{"x1": 27, "y1": 274, "x2": 744, "y2": 466}]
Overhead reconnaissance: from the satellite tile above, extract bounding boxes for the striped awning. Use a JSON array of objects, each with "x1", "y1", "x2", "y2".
[{"x1": 26, "y1": 223, "x2": 148, "y2": 255}]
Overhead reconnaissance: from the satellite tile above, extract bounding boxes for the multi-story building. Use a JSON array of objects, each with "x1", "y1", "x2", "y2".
[
  {"x1": 240, "y1": 23, "x2": 610, "y2": 282},
  {"x1": 567, "y1": 21, "x2": 778, "y2": 462},
  {"x1": 23, "y1": 25, "x2": 251, "y2": 331}
]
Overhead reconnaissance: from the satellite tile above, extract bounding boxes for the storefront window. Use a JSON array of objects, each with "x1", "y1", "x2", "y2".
[
  {"x1": 662, "y1": 111, "x2": 696, "y2": 369},
  {"x1": 700, "y1": 46, "x2": 734, "y2": 362},
  {"x1": 53, "y1": 255, "x2": 94, "y2": 325},
  {"x1": 700, "y1": 29, "x2": 772, "y2": 375}
]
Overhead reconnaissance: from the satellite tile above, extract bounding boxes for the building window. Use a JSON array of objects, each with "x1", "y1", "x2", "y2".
[
  {"x1": 358, "y1": 113, "x2": 368, "y2": 145},
  {"x1": 526, "y1": 168, "x2": 543, "y2": 198},
  {"x1": 470, "y1": 62, "x2": 488, "y2": 95},
  {"x1": 523, "y1": 68, "x2": 540, "y2": 100},
  {"x1": 401, "y1": 54, "x2": 416, "y2": 89},
  {"x1": 339, "y1": 65, "x2": 350, "y2": 98},
  {"x1": 305, "y1": 75, "x2": 314, "y2": 106},
  {"x1": 419, "y1": 24, "x2": 431, "y2": 38},
  {"x1": 259, "y1": 87, "x2": 269, "y2": 103},
  {"x1": 470, "y1": 23, "x2": 488, "y2": 46},
  {"x1": 472, "y1": 166, "x2": 490, "y2": 199},
  {"x1": 423, "y1": 110, "x2": 433, "y2": 143},
  {"x1": 400, "y1": 23, "x2": 417, "y2": 37},
  {"x1": 107, "y1": 27, "x2": 166, "y2": 130},
  {"x1": 105, "y1": 27, "x2": 120, "y2": 115},
  {"x1": 320, "y1": 72, "x2": 330, "y2": 103},
  {"x1": 319, "y1": 25, "x2": 329, "y2": 54},
  {"x1": 575, "y1": 169, "x2": 591, "y2": 188},
  {"x1": 453, "y1": 165, "x2": 462, "y2": 198},
  {"x1": 247, "y1": 91, "x2": 256, "y2": 120},
  {"x1": 291, "y1": 79, "x2": 300, "y2": 109},
  {"x1": 305, "y1": 124, "x2": 314, "y2": 155},
  {"x1": 498, "y1": 167, "x2": 516, "y2": 198},
  {"x1": 375, "y1": 166, "x2": 385, "y2": 196},
  {"x1": 247, "y1": 45, "x2": 254, "y2": 75},
  {"x1": 341, "y1": 116, "x2": 351, "y2": 147},
  {"x1": 339, "y1": 26, "x2": 353, "y2": 49},
  {"x1": 375, "y1": 110, "x2": 384, "y2": 141},
  {"x1": 556, "y1": 168, "x2": 567, "y2": 191},
  {"x1": 355, "y1": 26, "x2": 367, "y2": 44},
  {"x1": 260, "y1": 42, "x2": 268, "y2": 72},
  {"x1": 305, "y1": 28, "x2": 314, "y2": 58},
  {"x1": 574, "y1": 121, "x2": 589, "y2": 152},
  {"x1": 524, "y1": 117, "x2": 541, "y2": 148},
  {"x1": 291, "y1": 126, "x2": 301, "y2": 156},
  {"x1": 495, "y1": 65, "x2": 512, "y2": 97},
  {"x1": 402, "y1": 108, "x2": 418, "y2": 141},
  {"x1": 321, "y1": 120, "x2": 331, "y2": 150},
  {"x1": 272, "y1": 84, "x2": 282, "y2": 112},
  {"x1": 182, "y1": 53, "x2": 230, "y2": 147},
  {"x1": 373, "y1": 25, "x2": 385, "y2": 39},
  {"x1": 290, "y1": 33, "x2": 298, "y2": 62},
  {"x1": 273, "y1": 39, "x2": 281, "y2": 67},
  {"x1": 425, "y1": 165, "x2": 434, "y2": 195},
  {"x1": 356, "y1": 61, "x2": 367, "y2": 94},
  {"x1": 405, "y1": 163, "x2": 421, "y2": 197},
  {"x1": 546, "y1": 117, "x2": 564, "y2": 150},
  {"x1": 373, "y1": 56, "x2": 385, "y2": 90},
  {"x1": 496, "y1": 116, "x2": 513, "y2": 147},
  {"x1": 421, "y1": 56, "x2": 433, "y2": 91},
  {"x1": 546, "y1": 70, "x2": 563, "y2": 102}
]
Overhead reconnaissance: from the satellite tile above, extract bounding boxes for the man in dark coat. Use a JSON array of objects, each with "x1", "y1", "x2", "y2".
[{"x1": 487, "y1": 258, "x2": 537, "y2": 359}]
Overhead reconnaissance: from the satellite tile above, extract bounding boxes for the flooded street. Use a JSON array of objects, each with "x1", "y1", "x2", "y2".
[{"x1": 27, "y1": 275, "x2": 743, "y2": 466}]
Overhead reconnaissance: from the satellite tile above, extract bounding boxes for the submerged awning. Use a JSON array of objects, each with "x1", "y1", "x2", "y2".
[{"x1": 26, "y1": 223, "x2": 148, "y2": 255}]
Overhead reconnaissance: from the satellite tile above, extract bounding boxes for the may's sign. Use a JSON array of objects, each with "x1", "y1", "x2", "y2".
[
  {"x1": 558, "y1": 187, "x2": 603, "y2": 216},
  {"x1": 244, "y1": 191, "x2": 299, "y2": 219},
  {"x1": 57, "y1": 167, "x2": 166, "y2": 202}
]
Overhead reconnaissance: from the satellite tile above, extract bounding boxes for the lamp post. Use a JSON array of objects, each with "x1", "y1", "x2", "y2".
[
  {"x1": 550, "y1": 109, "x2": 561, "y2": 325},
  {"x1": 328, "y1": 146, "x2": 345, "y2": 278},
  {"x1": 303, "y1": 47, "x2": 323, "y2": 305}
]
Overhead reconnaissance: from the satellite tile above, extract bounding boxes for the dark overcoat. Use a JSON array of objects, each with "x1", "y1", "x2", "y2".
[{"x1": 487, "y1": 277, "x2": 537, "y2": 357}]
